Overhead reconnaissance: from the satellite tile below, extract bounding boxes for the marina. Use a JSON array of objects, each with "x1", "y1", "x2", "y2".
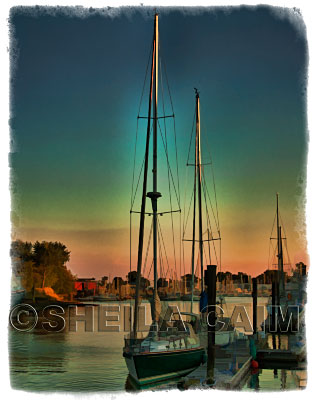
[
  {"x1": 8, "y1": 6, "x2": 308, "y2": 394},
  {"x1": 9, "y1": 293, "x2": 307, "y2": 392}
]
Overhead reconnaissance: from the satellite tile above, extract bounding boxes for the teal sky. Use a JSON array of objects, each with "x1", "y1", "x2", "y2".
[{"x1": 10, "y1": 6, "x2": 308, "y2": 279}]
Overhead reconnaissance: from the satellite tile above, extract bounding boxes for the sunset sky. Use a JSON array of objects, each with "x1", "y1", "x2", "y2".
[{"x1": 10, "y1": 6, "x2": 308, "y2": 280}]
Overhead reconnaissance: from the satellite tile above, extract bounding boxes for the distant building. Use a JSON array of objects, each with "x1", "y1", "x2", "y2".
[
  {"x1": 217, "y1": 271, "x2": 232, "y2": 283},
  {"x1": 256, "y1": 269, "x2": 287, "y2": 284},
  {"x1": 75, "y1": 278, "x2": 98, "y2": 296},
  {"x1": 295, "y1": 262, "x2": 307, "y2": 277},
  {"x1": 232, "y1": 272, "x2": 249, "y2": 284}
]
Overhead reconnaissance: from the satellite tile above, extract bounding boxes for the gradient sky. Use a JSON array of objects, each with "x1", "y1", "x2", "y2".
[{"x1": 10, "y1": 6, "x2": 308, "y2": 280}]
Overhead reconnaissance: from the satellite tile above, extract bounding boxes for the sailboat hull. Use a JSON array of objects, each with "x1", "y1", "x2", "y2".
[{"x1": 123, "y1": 347, "x2": 206, "y2": 385}]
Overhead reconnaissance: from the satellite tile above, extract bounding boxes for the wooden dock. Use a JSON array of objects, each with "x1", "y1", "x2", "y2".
[{"x1": 179, "y1": 338, "x2": 252, "y2": 390}]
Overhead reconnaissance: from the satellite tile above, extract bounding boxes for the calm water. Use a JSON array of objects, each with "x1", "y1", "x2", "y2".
[
  {"x1": 10, "y1": 329, "x2": 128, "y2": 392},
  {"x1": 9, "y1": 298, "x2": 305, "y2": 392}
]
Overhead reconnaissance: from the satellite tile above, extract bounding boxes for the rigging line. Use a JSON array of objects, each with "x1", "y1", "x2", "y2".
[
  {"x1": 130, "y1": 123, "x2": 153, "y2": 210},
  {"x1": 267, "y1": 238, "x2": 272, "y2": 270},
  {"x1": 284, "y1": 239, "x2": 292, "y2": 267},
  {"x1": 171, "y1": 110, "x2": 181, "y2": 282},
  {"x1": 182, "y1": 218, "x2": 186, "y2": 290},
  {"x1": 195, "y1": 249, "x2": 200, "y2": 282},
  {"x1": 137, "y1": 39, "x2": 154, "y2": 117},
  {"x1": 182, "y1": 161, "x2": 188, "y2": 236},
  {"x1": 204, "y1": 236, "x2": 209, "y2": 268},
  {"x1": 279, "y1": 211, "x2": 290, "y2": 257},
  {"x1": 157, "y1": 119, "x2": 180, "y2": 207},
  {"x1": 130, "y1": 212, "x2": 132, "y2": 274},
  {"x1": 173, "y1": 115, "x2": 181, "y2": 206},
  {"x1": 209, "y1": 232, "x2": 212, "y2": 266},
  {"x1": 187, "y1": 110, "x2": 196, "y2": 165},
  {"x1": 202, "y1": 176, "x2": 219, "y2": 268},
  {"x1": 179, "y1": 192, "x2": 182, "y2": 286},
  {"x1": 159, "y1": 40, "x2": 175, "y2": 114},
  {"x1": 129, "y1": 212, "x2": 132, "y2": 312},
  {"x1": 214, "y1": 240, "x2": 219, "y2": 267},
  {"x1": 283, "y1": 239, "x2": 291, "y2": 270},
  {"x1": 202, "y1": 169, "x2": 219, "y2": 234},
  {"x1": 280, "y1": 221, "x2": 292, "y2": 269},
  {"x1": 202, "y1": 124, "x2": 221, "y2": 231},
  {"x1": 157, "y1": 121, "x2": 180, "y2": 209},
  {"x1": 160, "y1": 50, "x2": 182, "y2": 275},
  {"x1": 157, "y1": 216, "x2": 172, "y2": 279},
  {"x1": 270, "y1": 211, "x2": 276, "y2": 240},
  {"x1": 201, "y1": 175, "x2": 213, "y2": 264},
  {"x1": 129, "y1": 213, "x2": 133, "y2": 311},
  {"x1": 202, "y1": 173, "x2": 215, "y2": 241},
  {"x1": 160, "y1": 52, "x2": 181, "y2": 207},
  {"x1": 160, "y1": 58, "x2": 177, "y2": 279},
  {"x1": 269, "y1": 234, "x2": 277, "y2": 270},
  {"x1": 183, "y1": 186, "x2": 194, "y2": 238},
  {"x1": 131, "y1": 153, "x2": 145, "y2": 210},
  {"x1": 131, "y1": 118, "x2": 139, "y2": 210},
  {"x1": 183, "y1": 161, "x2": 196, "y2": 237},
  {"x1": 210, "y1": 159, "x2": 220, "y2": 233},
  {"x1": 219, "y1": 233, "x2": 222, "y2": 273},
  {"x1": 158, "y1": 220, "x2": 166, "y2": 280},
  {"x1": 182, "y1": 163, "x2": 188, "y2": 290},
  {"x1": 172, "y1": 113, "x2": 181, "y2": 281},
  {"x1": 203, "y1": 169, "x2": 220, "y2": 233},
  {"x1": 142, "y1": 218, "x2": 154, "y2": 277},
  {"x1": 211, "y1": 234, "x2": 219, "y2": 270},
  {"x1": 270, "y1": 239, "x2": 277, "y2": 268},
  {"x1": 157, "y1": 225, "x2": 163, "y2": 279},
  {"x1": 147, "y1": 259, "x2": 154, "y2": 283}
]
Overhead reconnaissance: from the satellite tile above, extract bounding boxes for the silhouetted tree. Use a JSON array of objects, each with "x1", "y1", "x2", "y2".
[
  {"x1": 11, "y1": 240, "x2": 74, "y2": 296},
  {"x1": 33, "y1": 241, "x2": 70, "y2": 288},
  {"x1": 127, "y1": 271, "x2": 137, "y2": 285},
  {"x1": 113, "y1": 277, "x2": 125, "y2": 290}
]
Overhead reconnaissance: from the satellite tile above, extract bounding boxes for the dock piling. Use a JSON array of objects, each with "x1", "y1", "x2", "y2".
[
  {"x1": 205, "y1": 264, "x2": 217, "y2": 385},
  {"x1": 252, "y1": 278, "x2": 257, "y2": 335}
]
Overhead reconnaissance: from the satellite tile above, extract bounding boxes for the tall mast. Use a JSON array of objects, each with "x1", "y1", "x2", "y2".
[
  {"x1": 196, "y1": 90, "x2": 204, "y2": 292},
  {"x1": 276, "y1": 193, "x2": 284, "y2": 298},
  {"x1": 147, "y1": 13, "x2": 161, "y2": 326},
  {"x1": 132, "y1": 14, "x2": 157, "y2": 338},
  {"x1": 190, "y1": 148, "x2": 196, "y2": 312}
]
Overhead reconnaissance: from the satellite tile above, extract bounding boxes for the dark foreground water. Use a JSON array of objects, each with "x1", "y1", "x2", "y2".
[{"x1": 10, "y1": 329, "x2": 128, "y2": 392}]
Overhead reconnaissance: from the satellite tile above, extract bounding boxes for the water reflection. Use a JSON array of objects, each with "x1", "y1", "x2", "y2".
[{"x1": 9, "y1": 300, "x2": 306, "y2": 392}]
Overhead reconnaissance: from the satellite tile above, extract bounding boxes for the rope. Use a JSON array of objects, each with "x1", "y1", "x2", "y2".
[
  {"x1": 142, "y1": 218, "x2": 153, "y2": 277},
  {"x1": 280, "y1": 211, "x2": 292, "y2": 270},
  {"x1": 160, "y1": 57, "x2": 178, "y2": 281},
  {"x1": 157, "y1": 119, "x2": 180, "y2": 207},
  {"x1": 157, "y1": 216, "x2": 171, "y2": 278},
  {"x1": 187, "y1": 110, "x2": 196, "y2": 165}
]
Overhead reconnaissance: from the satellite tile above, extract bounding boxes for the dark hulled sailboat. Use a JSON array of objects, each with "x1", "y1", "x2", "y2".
[{"x1": 122, "y1": 14, "x2": 206, "y2": 386}]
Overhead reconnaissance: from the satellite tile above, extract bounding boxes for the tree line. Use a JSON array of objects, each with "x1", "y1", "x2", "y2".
[{"x1": 11, "y1": 240, "x2": 75, "y2": 295}]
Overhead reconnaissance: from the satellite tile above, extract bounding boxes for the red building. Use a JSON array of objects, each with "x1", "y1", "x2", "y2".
[{"x1": 74, "y1": 278, "x2": 98, "y2": 295}]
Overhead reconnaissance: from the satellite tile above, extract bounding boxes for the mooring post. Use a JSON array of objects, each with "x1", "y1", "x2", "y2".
[
  {"x1": 205, "y1": 264, "x2": 217, "y2": 385},
  {"x1": 271, "y1": 281, "x2": 276, "y2": 332},
  {"x1": 252, "y1": 278, "x2": 257, "y2": 335},
  {"x1": 271, "y1": 271, "x2": 279, "y2": 348}
]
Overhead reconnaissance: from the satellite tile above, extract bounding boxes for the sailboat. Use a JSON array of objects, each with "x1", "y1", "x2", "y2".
[
  {"x1": 123, "y1": 14, "x2": 206, "y2": 386},
  {"x1": 182, "y1": 89, "x2": 222, "y2": 308},
  {"x1": 262, "y1": 193, "x2": 300, "y2": 332},
  {"x1": 183, "y1": 89, "x2": 236, "y2": 347}
]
